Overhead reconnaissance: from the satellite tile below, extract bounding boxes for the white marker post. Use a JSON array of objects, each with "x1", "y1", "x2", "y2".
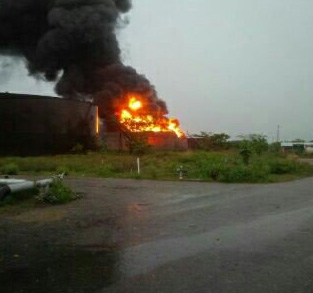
[{"x1": 137, "y1": 157, "x2": 141, "y2": 175}]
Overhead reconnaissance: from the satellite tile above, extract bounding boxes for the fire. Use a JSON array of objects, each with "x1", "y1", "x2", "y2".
[
  {"x1": 129, "y1": 97, "x2": 142, "y2": 111},
  {"x1": 117, "y1": 94, "x2": 185, "y2": 138}
]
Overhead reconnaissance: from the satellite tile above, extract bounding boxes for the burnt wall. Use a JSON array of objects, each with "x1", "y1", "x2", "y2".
[{"x1": 0, "y1": 93, "x2": 98, "y2": 155}]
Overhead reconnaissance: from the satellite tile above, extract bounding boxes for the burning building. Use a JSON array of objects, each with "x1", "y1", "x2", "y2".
[
  {"x1": 102, "y1": 93, "x2": 187, "y2": 151},
  {"x1": 0, "y1": 92, "x2": 187, "y2": 155},
  {"x1": 0, "y1": 0, "x2": 187, "y2": 152}
]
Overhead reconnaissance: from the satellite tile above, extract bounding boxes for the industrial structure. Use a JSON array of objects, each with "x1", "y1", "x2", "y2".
[
  {"x1": 0, "y1": 93, "x2": 188, "y2": 155},
  {"x1": 0, "y1": 93, "x2": 98, "y2": 155}
]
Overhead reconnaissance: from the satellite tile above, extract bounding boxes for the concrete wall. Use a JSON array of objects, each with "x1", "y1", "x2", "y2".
[
  {"x1": 147, "y1": 133, "x2": 188, "y2": 151},
  {"x1": 0, "y1": 93, "x2": 98, "y2": 155},
  {"x1": 104, "y1": 131, "x2": 188, "y2": 151},
  {"x1": 104, "y1": 132, "x2": 129, "y2": 151}
]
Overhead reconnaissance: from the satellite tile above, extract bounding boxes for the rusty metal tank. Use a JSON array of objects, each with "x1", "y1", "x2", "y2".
[{"x1": 0, "y1": 93, "x2": 98, "y2": 155}]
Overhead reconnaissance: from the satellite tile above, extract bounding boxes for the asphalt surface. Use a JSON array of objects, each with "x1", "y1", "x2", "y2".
[{"x1": 1, "y1": 177, "x2": 313, "y2": 292}]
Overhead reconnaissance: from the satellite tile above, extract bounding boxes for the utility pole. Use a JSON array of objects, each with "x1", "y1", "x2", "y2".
[{"x1": 276, "y1": 125, "x2": 280, "y2": 142}]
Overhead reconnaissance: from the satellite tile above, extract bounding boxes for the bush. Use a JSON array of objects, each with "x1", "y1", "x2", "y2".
[
  {"x1": 39, "y1": 180, "x2": 76, "y2": 204},
  {"x1": 269, "y1": 160, "x2": 297, "y2": 174},
  {"x1": 239, "y1": 134, "x2": 268, "y2": 156},
  {"x1": 239, "y1": 149, "x2": 252, "y2": 166},
  {"x1": 1, "y1": 163, "x2": 19, "y2": 175},
  {"x1": 269, "y1": 142, "x2": 282, "y2": 154},
  {"x1": 221, "y1": 163, "x2": 269, "y2": 183}
]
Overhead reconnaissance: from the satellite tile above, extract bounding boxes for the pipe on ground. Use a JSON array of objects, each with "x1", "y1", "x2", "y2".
[{"x1": 0, "y1": 175, "x2": 64, "y2": 201}]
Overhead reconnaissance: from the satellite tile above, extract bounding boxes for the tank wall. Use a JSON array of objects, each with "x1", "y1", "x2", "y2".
[{"x1": 0, "y1": 95, "x2": 98, "y2": 155}]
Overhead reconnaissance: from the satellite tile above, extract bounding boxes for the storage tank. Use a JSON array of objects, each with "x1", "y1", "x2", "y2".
[{"x1": 0, "y1": 93, "x2": 99, "y2": 155}]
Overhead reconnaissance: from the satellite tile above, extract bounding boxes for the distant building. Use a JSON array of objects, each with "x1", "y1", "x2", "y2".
[{"x1": 281, "y1": 142, "x2": 313, "y2": 153}]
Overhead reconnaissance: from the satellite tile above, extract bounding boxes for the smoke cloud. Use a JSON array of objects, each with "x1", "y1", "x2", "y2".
[{"x1": 0, "y1": 0, "x2": 168, "y2": 116}]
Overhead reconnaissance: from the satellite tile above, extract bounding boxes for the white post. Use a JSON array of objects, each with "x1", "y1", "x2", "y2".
[{"x1": 137, "y1": 157, "x2": 140, "y2": 175}]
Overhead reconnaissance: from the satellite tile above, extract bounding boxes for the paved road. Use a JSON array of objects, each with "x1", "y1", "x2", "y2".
[{"x1": 1, "y1": 178, "x2": 313, "y2": 292}]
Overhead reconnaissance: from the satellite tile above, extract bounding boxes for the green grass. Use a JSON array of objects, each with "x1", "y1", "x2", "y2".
[{"x1": 0, "y1": 151, "x2": 312, "y2": 183}]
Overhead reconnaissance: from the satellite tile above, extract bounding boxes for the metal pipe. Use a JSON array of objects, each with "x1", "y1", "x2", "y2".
[
  {"x1": 36, "y1": 178, "x2": 54, "y2": 187},
  {"x1": 0, "y1": 173, "x2": 65, "y2": 201},
  {"x1": 0, "y1": 179, "x2": 28, "y2": 185},
  {"x1": 9, "y1": 181, "x2": 35, "y2": 193}
]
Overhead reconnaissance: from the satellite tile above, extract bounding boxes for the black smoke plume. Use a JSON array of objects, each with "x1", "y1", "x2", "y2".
[{"x1": 0, "y1": 0, "x2": 168, "y2": 116}]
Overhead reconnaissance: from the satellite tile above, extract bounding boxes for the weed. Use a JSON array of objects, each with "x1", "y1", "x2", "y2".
[
  {"x1": 39, "y1": 180, "x2": 76, "y2": 204},
  {"x1": 269, "y1": 159, "x2": 297, "y2": 174}
]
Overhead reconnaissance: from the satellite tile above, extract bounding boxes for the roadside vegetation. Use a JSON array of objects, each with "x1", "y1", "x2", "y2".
[{"x1": 0, "y1": 132, "x2": 312, "y2": 184}]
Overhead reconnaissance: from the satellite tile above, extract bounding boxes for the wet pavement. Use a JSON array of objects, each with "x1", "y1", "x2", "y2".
[{"x1": 1, "y1": 177, "x2": 313, "y2": 292}]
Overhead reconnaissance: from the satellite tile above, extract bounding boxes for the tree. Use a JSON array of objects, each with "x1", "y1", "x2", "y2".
[
  {"x1": 240, "y1": 148, "x2": 252, "y2": 166},
  {"x1": 238, "y1": 134, "x2": 268, "y2": 156},
  {"x1": 269, "y1": 142, "x2": 281, "y2": 154},
  {"x1": 193, "y1": 132, "x2": 230, "y2": 151}
]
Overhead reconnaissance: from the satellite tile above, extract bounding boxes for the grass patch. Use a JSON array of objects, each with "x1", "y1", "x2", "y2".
[
  {"x1": 0, "y1": 151, "x2": 312, "y2": 183},
  {"x1": 1, "y1": 163, "x2": 19, "y2": 175}
]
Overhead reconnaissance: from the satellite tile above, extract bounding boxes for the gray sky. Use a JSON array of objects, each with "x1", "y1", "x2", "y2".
[{"x1": 1, "y1": 0, "x2": 313, "y2": 141}]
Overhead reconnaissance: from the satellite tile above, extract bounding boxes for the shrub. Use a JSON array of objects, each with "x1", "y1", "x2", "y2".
[
  {"x1": 238, "y1": 134, "x2": 268, "y2": 156},
  {"x1": 1, "y1": 163, "x2": 19, "y2": 175},
  {"x1": 39, "y1": 180, "x2": 76, "y2": 204},
  {"x1": 220, "y1": 163, "x2": 269, "y2": 183},
  {"x1": 239, "y1": 149, "x2": 252, "y2": 166},
  {"x1": 269, "y1": 160, "x2": 297, "y2": 174},
  {"x1": 269, "y1": 142, "x2": 282, "y2": 154}
]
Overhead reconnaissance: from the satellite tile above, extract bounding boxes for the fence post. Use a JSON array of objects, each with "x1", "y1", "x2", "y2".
[{"x1": 137, "y1": 157, "x2": 141, "y2": 175}]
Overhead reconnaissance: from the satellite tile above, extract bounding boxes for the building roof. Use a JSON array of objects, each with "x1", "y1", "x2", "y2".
[{"x1": 281, "y1": 142, "x2": 313, "y2": 147}]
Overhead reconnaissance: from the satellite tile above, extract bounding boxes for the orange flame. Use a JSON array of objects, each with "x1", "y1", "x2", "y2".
[
  {"x1": 129, "y1": 97, "x2": 142, "y2": 111},
  {"x1": 117, "y1": 94, "x2": 185, "y2": 138}
]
